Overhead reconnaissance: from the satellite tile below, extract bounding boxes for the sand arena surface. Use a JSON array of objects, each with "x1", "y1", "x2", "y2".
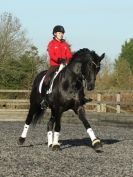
[{"x1": 0, "y1": 122, "x2": 133, "y2": 177}]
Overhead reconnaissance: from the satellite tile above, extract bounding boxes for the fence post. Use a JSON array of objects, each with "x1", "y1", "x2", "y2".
[
  {"x1": 116, "y1": 92, "x2": 120, "y2": 113},
  {"x1": 101, "y1": 103, "x2": 107, "y2": 112},
  {"x1": 97, "y1": 93, "x2": 101, "y2": 112}
]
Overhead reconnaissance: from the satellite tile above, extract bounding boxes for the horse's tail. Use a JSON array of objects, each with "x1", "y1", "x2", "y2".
[
  {"x1": 29, "y1": 70, "x2": 48, "y2": 126},
  {"x1": 32, "y1": 106, "x2": 46, "y2": 126},
  {"x1": 30, "y1": 88, "x2": 46, "y2": 126}
]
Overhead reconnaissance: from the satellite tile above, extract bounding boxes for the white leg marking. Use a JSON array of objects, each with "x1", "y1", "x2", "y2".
[
  {"x1": 87, "y1": 128, "x2": 97, "y2": 141},
  {"x1": 21, "y1": 124, "x2": 29, "y2": 138},
  {"x1": 47, "y1": 131, "x2": 53, "y2": 147},
  {"x1": 53, "y1": 132, "x2": 60, "y2": 145}
]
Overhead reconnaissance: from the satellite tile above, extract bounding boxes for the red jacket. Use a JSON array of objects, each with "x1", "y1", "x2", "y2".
[{"x1": 47, "y1": 38, "x2": 72, "y2": 66}]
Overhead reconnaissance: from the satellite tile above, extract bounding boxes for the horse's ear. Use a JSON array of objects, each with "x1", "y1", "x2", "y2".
[{"x1": 100, "y1": 53, "x2": 105, "y2": 61}]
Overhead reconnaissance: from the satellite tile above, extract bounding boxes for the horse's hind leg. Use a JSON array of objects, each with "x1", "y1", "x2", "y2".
[
  {"x1": 47, "y1": 109, "x2": 57, "y2": 148},
  {"x1": 47, "y1": 109, "x2": 62, "y2": 150},
  {"x1": 18, "y1": 103, "x2": 38, "y2": 145},
  {"x1": 77, "y1": 106, "x2": 102, "y2": 151},
  {"x1": 52, "y1": 112, "x2": 62, "y2": 151}
]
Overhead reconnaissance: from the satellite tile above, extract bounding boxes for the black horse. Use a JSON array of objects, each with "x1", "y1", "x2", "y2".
[{"x1": 18, "y1": 48, "x2": 105, "y2": 151}]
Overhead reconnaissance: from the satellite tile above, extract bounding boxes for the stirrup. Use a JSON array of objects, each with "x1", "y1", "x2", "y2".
[
  {"x1": 40, "y1": 99, "x2": 48, "y2": 110},
  {"x1": 84, "y1": 97, "x2": 93, "y2": 103}
]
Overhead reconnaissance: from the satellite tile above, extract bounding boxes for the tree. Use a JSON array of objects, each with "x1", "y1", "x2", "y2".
[
  {"x1": 0, "y1": 12, "x2": 29, "y2": 61},
  {"x1": 95, "y1": 56, "x2": 114, "y2": 90},
  {"x1": 0, "y1": 13, "x2": 40, "y2": 89},
  {"x1": 0, "y1": 46, "x2": 39, "y2": 89},
  {"x1": 119, "y1": 38, "x2": 133, "y2": 73},
  {"x1": 37, "y1": 54, "x2": 49, "y2": 72},
  {"x1": 113, "y1": 58, "x2": 133, "y2": 89}
]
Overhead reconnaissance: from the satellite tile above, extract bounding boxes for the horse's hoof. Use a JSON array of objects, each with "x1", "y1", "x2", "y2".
[
  {"x1": 17, "y1": 137, "x2": 25, "y2": 145},
  {"x1": 48, "y1": 144, "x2": 52, "y2": 149},
  {"x1": 52, "y1": 144, "x2": 61, "y2": 151},
  {"x1": 92, "y1": 139, "x2": 103, "y2": 152}
]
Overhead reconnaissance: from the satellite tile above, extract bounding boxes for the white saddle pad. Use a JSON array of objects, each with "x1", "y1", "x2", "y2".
[
  {"x1": 39, "y1": 75, "x2": 46, "y2": 94},
  {"x1": 39, "y1": 64, "x2": 66, "y2": 94}
]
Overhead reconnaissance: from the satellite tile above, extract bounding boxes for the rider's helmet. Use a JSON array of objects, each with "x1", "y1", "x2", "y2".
[{"x1": 53, "y1": 25, "x2": 65, "y2": 35}]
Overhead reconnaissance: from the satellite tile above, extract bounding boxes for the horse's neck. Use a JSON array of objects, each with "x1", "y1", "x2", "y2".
[
  {"x1": 57, "y1": 62, "x2": 82, "y2": 84},
  {"x1": 68, "y1": 61, "x2": 82, "y2": 76}
]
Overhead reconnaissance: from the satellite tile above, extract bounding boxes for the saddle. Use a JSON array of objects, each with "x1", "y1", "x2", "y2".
[
  {"x1": 46, "y1": 64, "x2": 66, "y2": 94},
  {"x1": 39, "y1": 64, "x2": 66, "y2": 94}
]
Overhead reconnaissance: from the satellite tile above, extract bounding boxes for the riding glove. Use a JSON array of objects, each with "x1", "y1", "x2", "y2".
[{"x1": 58, "y1": 58, "x2": 67, "y2": 64}]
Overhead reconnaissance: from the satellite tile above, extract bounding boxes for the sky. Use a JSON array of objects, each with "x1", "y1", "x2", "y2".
[{"x1": 1, "y1": 0, "x2": 133, "y2": 61}]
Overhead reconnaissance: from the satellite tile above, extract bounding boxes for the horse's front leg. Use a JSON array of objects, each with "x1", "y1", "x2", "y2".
[{"x1": 77, "y1": 106, "x2": 102, "y2": 151}]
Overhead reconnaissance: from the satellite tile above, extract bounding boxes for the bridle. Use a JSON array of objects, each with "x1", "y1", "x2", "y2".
[
  {"x1": 82, "y1": 58, "x2": 100, "y2": 87},
  {"x1": 91, "y1": 60, "x2": 100, "y2": 69},
  {"x1": 87, "y1": 53, "x2": 100, "y2": 69}
]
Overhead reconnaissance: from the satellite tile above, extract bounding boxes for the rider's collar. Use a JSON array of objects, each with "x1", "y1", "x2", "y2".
[{"x1": 53, "y1": 37, "x2": 65, "y2": 42}]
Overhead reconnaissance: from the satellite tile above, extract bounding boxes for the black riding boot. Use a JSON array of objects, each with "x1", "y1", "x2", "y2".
[
  {"x1": 40, "y1": 66, "x2": 57, "y2": 110},
  {"x1": 40, "y1": 87, "x2": 48, "y2": 110}
]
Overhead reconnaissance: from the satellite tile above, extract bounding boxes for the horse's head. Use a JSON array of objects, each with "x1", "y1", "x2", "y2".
[
  {"x1": 71, "y1": 48, "x2": 105, "y2": 90},
  {"x1": 80, "y1": 49, "x2": 105, "y2": 90}
]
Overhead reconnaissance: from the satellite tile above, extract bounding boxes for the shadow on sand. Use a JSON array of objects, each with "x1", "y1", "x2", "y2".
[{"x1": 59, "y1": 138, "x2": 120, "y2": 150}]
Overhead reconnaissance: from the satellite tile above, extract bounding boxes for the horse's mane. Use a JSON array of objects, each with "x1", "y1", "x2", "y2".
[
  {"x1": 70, "y1": 48, "x2": 99, "y2": 64},
  {"x1": 72, "y1": 48, "x2": 91, "y2": 60}
]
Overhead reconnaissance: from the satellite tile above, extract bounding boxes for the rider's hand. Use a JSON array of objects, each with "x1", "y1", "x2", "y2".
[{"x1": 58, "y1": 58, "x2": 67, "y2": 64}]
